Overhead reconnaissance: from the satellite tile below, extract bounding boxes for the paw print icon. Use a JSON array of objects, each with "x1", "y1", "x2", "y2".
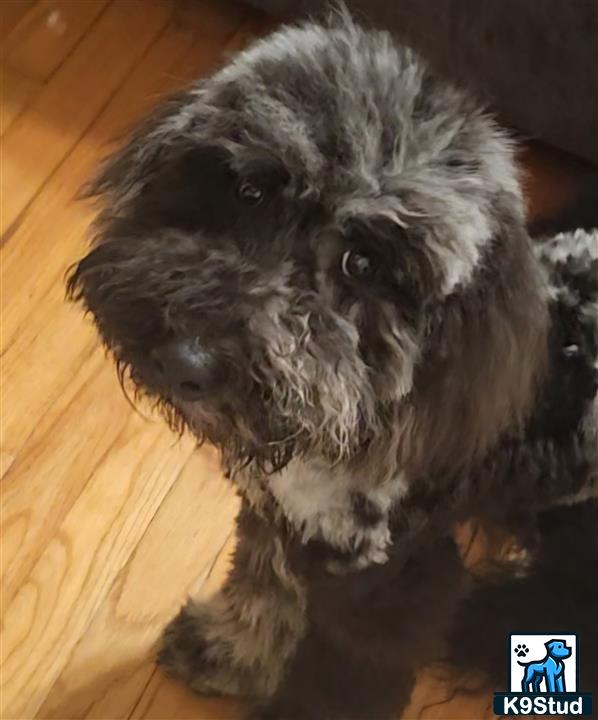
[{"x1": 514, "y1": 644, "x2": 529, "y2": 658}]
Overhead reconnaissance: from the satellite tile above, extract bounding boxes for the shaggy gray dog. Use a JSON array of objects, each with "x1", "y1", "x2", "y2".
[{"x1": 68, "y1": 12, "x2": 597, "y2": 719}]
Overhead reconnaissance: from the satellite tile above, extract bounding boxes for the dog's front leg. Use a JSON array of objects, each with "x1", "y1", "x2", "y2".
[
  {"x1": 253, "y1": 534, "x2": 468, "y2": 720},
  {"x1": 158, "y1": 501, "x2": 306, "y2": 700}
]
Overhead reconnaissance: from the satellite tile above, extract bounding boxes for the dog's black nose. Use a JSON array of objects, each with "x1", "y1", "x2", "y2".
[{"x1": 151, "y1": 338, "x2": 224, "y2": 400}]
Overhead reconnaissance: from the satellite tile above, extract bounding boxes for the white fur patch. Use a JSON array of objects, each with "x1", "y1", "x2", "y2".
[{"x1": 268, "y1": 457, "x2": 407, "y2": 568}]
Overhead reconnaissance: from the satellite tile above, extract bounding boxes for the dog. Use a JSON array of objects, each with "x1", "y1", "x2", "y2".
[
  {"x1": 518, "y1": 639, "x2": 571, "y2": 693},
  {"x1": 68, "y1": 9, "x2": 598, "y2": 718}
]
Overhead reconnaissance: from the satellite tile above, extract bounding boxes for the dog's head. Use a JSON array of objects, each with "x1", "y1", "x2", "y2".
[
  {"x1": 68, "y1": 14, "x2": 547, "y2": 479},
  {"x1": 545, "y1": 640, "x2": 572, "y2": 660}
]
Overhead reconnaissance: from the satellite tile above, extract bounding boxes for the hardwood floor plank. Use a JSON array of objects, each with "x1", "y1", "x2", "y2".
[
  {"x1": 2, "y1": 351, "x2": 139, "y2": 605},
  {"x1": 36, "y1": 450, "x2": 239, "y2": 720},
  {"x1": 1, "y1": 0, "x2": 110, "y2": 82},
  {"x1": 0, "y1": 0, "x2": 35, "y2": 42},
  {"x1": 0, "y1": 0, "x2": 173, "y2": 237},
  {"x1": 0, "y1": 65, "x2": 42, "y2": 135},
  {"x1": 0, "y1": 410, "x2": 195, "y2": 719}
]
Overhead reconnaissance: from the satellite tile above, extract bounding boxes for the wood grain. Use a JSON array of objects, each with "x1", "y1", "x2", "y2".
[
  {"x1": 0, "y1": 1, "x2": 591, "y2": 718},
  {"x1": 0, "y1": 0, "x2": 172, "y2": 238},
  {"x1": 0, "y1": 66, "x2": 41, "y2": 135},
  {"x1": 36, "y1": 451, "x2": 238, "y2": 719},
  {"x1": 0, "y1": 0, "x2": 36, "y2": 43},
  {"x1": 1, "y1": 0, "x2": 110, "y2": 82},
  {"x1": 1, "y1": 414, "x2": 196, "y2": 718}
]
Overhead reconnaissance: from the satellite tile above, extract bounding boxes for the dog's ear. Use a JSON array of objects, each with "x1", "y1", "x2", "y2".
[{"x1": 80, "y1": 89, "x2": 198, "y2": 205}]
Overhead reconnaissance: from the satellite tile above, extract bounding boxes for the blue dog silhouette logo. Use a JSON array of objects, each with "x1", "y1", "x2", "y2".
[{"x1": 517, "y1": 638, "x2": 571, "y2": 693}]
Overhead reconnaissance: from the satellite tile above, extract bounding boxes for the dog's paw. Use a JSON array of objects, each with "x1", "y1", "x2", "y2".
[
  {"x1": 514, "y1": 643, "x2": 529, "y2": 658},
  {"x1": 157, "y1": 602, "x2": 249, "y2": 697}
]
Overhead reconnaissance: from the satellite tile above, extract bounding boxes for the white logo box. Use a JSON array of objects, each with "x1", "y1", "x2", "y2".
[{"x1": 509, "y1": 634, "x2": 578, "y2": 692}]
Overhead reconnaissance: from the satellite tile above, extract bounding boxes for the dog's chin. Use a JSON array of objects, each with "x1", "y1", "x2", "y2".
[
  {"x1": 165, "y1": 394, "x2": 301, "y2": 474},
  {"x1": 118, "y1": 358, "x2": 302, "y2": 472},
  {"x1": 124, "y1": 367, "x2": 362, "y2": 472}
]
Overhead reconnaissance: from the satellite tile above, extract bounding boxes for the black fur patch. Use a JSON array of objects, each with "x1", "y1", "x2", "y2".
[{"x1": 351, "y1": 492, "x2": 384, "y2": 528}]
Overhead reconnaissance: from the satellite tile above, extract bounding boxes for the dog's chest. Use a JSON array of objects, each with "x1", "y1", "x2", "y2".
[{"x1": 265, "y1": 459, "x2": 408, "y2": 569}]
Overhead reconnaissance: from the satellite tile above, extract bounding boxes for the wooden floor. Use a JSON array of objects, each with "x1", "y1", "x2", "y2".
[{"x1": 1, "y1": 2, "x2": 588, "y2": 718}]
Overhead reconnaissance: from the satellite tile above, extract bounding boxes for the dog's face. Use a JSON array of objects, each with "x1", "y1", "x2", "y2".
[{"x1": 68, "y1": 17, "x2": 529, "y2": 475}]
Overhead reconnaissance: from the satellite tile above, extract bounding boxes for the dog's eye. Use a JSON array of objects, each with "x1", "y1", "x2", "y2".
[
  {"x1": 236, "y1": 180, "x2": 264, "y2": 205},
  {"x1": 341, "y1": 249, "x2": 373, "y2": 278}
]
